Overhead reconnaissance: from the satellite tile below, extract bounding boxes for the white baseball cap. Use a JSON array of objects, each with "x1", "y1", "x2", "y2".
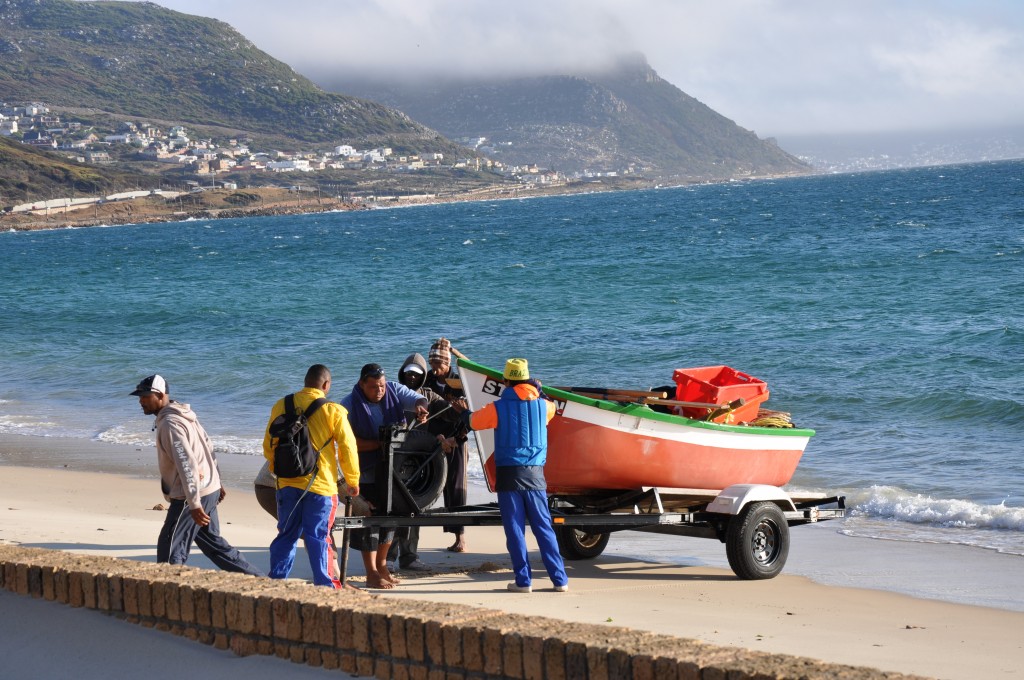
[{"x1": 130, "y1": 374, "x2": 168, "y2": 396}]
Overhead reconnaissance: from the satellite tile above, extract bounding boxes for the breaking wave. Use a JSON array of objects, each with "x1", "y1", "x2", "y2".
[{"x1": 841, "y1": 485, "x2": 1024, "y2": 555}]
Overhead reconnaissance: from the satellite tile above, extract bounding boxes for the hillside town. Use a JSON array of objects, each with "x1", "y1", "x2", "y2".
[{"x1": 1, "y1": 101, "x2": 590, "y2": 188}]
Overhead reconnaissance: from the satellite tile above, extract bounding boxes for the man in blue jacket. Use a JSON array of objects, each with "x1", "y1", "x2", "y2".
[
  {"x1": 341, "y1": 363, "x2": 428, "y2": 589},
  {"x1": 465, "y1": 358, "x2": 569, "y2": 593}
]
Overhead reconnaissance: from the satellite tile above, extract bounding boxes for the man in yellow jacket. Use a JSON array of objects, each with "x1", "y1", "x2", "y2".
[{"x1": 263, "y1": 364, "x2": 360, "y2": 588}]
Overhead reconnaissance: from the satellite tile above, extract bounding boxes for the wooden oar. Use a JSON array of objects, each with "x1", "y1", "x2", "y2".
[
  {"x1": 445, "y1": 346, "x2": 469, "y2": 390},
  {"x1": 553, "y1": 390, "x2": 654, "y2": 405},
  {"x1": 551, "y1": 387, "x2": 668, "y2": 399},
  {"x1": 448, "y1": 355, "x2": 744, "y2": 421},
  {"x1": 708, "y1": 398, "x2": 747, "y2": 421},
  {"x1": 646, "y1": 397, "x2": 746, "y2": 420}
]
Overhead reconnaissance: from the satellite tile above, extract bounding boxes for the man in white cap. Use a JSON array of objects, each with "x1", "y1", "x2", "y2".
[
  {"x1": 131, "y1": 374, "x2": 263, "y2": 575},
  {"x1": 463, "y1": 359, "x2": 568, "y2": 593}
]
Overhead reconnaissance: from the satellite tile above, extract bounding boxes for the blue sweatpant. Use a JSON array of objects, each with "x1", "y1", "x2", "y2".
[
  {"x1": 157, "y1": 491, "x2": 263, "y2": 576},
  {"x1": 497, "y1": 489, "x2": 568, "y2": 589},
  {"x1": 269, "y1": 487, "x2": 340, "y2": 588}
]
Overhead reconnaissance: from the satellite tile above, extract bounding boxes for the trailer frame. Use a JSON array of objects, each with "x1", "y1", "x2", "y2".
[{"x1": 332, "y1": 484, "x2": 845, "y2": 580}]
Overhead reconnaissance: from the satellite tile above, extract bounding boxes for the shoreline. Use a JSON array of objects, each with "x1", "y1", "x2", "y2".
[
  {"x1": 0, "y1": 172, "x2": 803, "y2": 232},
  {"x1": 3, "y1": 454, "x2": 1024, "y2": 679},
  {"x1": 0, "y1": 179, "x2": 621, "y2": 231}
]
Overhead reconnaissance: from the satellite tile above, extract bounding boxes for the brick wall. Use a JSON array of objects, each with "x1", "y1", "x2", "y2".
[{"x1": 0, "y1": 544, "x2": 927, "y2": 679}]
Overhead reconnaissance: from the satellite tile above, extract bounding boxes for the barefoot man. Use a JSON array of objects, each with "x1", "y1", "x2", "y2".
[{"x1": 341, "y1": 363, "x2": 428, "y2": 589}]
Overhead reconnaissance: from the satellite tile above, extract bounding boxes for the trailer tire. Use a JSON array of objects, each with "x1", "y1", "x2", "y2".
[
  {"x1": 393, "y1": 446, "x2": 447, "y2": 512},
  {"x1": 725, "y1": 501, "x2": 789, "y2": 580},
  {"x1": 556, "y1": 526, "x2": 610, "y2": 560},
  {"x1": 386, "y1": 428, "x2": 448, "y2": 513}
]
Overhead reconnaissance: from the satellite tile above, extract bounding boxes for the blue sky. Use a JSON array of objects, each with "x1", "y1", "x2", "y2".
[{"x1": 138, "y1": 1, "x2": 1023, "y2": 137}]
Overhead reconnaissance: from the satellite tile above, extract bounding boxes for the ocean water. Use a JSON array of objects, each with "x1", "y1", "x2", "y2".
[{"x1": 2, "y1": 160, "x2": 1023, "y2": 559}]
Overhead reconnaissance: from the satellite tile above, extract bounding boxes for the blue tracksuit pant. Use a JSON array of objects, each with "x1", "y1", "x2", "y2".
[
  {"x1": 157, "y1": 491, "x2": 263, "y2": 576},
  {"x1": 497, "y1": 489, "x2": 568, "y2": 588},
  {"x1": 269, "y1": 487, "x2": 340, "y2": 588}
]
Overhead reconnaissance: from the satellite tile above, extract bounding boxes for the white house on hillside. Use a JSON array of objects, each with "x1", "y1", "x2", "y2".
[{"x1": 267, "y1": 159, "x2": 312, "y2": 172}]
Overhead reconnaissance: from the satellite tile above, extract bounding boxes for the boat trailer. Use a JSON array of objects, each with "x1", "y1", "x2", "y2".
[{"x1": 332, "y1": 481, "x2": 845, "y2": 581}]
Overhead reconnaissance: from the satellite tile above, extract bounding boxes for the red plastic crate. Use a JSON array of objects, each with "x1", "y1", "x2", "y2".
[{"x1": 672, "y1": 366, "x2": 769, "y2": 424}]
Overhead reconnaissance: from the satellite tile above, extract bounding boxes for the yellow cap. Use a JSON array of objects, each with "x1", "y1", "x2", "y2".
[{"x1": 503, "y1": 358, "x2": 530, "y2": 381}]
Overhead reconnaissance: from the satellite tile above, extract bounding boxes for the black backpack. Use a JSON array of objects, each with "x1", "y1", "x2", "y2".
[{"x1": 268, "y1": 394, "x2": 329, "y2": 478}]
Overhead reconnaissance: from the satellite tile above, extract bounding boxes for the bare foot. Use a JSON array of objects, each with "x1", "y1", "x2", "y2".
[
  {"x1": 365, "y1": 572, "x2": 395, "y2": 589},
  {"x1": 377, "y1": 564, "x2": 400, "y2": 586},
  {"x1": 447, "y1": 537, "x2": 466, "y2": 553}
]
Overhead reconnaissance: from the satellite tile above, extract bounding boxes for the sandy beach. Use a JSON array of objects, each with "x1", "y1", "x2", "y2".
[{"x1": 2, "y1": 436, "x2": 1024, "y2": 679}]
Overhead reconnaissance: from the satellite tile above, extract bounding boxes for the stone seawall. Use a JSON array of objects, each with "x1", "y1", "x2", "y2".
[{"x1": 0, "y1": 545, "x2": 928, "y2": 680}]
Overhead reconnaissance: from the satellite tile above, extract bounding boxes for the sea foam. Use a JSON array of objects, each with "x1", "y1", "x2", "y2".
[
  {"x1": 849, "y1": 485, "x2": 1024, "y2": 531},
  {"x1": 840, "y1": 485, "x2": 1024, "y2": 555}
]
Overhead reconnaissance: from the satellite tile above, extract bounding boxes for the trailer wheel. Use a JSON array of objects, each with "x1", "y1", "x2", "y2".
[
  {"x1": 390, "y1": 429, "x2": 448, "y2": 512},
  {"x1": 556, "y1": 526, "x2": 610, "y2": 560},
  {"x1": 725, "y1": 501, "x2": 789, "y2": 580},
  {"x1": 393, "y1": 448, "x2": 447, "y2": 512}
]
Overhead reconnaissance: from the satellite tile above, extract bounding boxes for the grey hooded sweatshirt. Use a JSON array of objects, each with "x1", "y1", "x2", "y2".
[
  {"x1": 401, "y1": 352, "x2": 463, "y2": 437},
  {"x1": 400, "y1": 352, "x2": 431, "y2": 391},
  {"x1": 154, "y1": 401, "x2": 222, "y2": 509}
]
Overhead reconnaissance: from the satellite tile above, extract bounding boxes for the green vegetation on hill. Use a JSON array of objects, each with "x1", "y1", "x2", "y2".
[
  {"x1": 0, "y1": 0, "x2": 461, "y2": 155},
  {"x1": 0, "y1": 136, "x2": 158, "y2": 205},
  {"x1": 329, "y1": 55, "x2": 809, "y2": 179}
]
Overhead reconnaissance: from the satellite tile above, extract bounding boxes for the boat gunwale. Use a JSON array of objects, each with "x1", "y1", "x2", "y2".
[{"x1": 457, "y1": 357, "x2": 815, "y2": 438}]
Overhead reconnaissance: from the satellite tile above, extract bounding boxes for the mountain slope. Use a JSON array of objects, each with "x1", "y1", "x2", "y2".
[
  {"x1": 0, "y1": 0, "x2": 459, "y2": 154},
  {"x1": 328, "y1": 55, "x2": 808, "y2": 179},
  {"x1": 0, "y1": 134, "x2": 157, "y2": 203}
]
